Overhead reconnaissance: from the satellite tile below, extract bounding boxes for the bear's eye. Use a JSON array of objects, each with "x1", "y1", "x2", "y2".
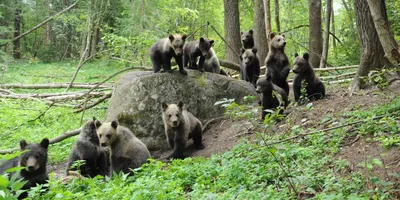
[
  {"x1": 106, "y1": 134, "x2": 111, "y2": 139},
  {"x1": 278, "y1": 39, "x2": 281, "y2": 42},
  {"x1": 168, "y1": 114, "x2": 172, "y2": 118},
  {"x1": 99, "y1": 134, "x2": 102, "y2": 137}
]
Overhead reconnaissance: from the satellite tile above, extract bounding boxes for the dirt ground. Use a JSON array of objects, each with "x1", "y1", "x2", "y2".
[{"x1": 49, "y1": 81, "x2": 400, "y2": 182}]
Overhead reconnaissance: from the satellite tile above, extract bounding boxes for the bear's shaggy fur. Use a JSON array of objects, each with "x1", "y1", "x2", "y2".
[
  {"x1": 66, "y1": 118, "x2": 108, "y2": 177},
  {"x1": 149, "y1": 34, "x2": 187, "y2": 74},
  {"x1": 292, "y1": 52, "x2": 326, "y2": 103},
  {"x1": 162, "y1": 101, "x2": 204, "y2": 159},
  {"x1": 241, "y1": 30, "x2": 254, "y2": 49},
  {"x1": 0, "y1": 138, "x2": 49, "y2": 199},
  {"x1": 256, "y1": 75, "x2": 288, "y2": 120},
  {"x1": 183, "y1": 37, "x2": 214, "y2": 72},
  {"x1": 240, "y1": 47, "x2": 260, "y2": 87},
  {"x1": 265, "y1": 32, "x2": 290, "y2": 94},
  {"x1": 95, "y1": 120, "x2": 151, "y2": 176}
]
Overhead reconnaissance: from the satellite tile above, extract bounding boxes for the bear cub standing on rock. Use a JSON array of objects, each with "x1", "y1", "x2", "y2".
[
  {"x1": 149, "y1": 34, "x2": 187, "y2": 75},
  {"x1": 256, "y1": 75, "x2": 288, "y2": 120},
  {"x1": 240, "y1": 47, "x2": 260, "y2": 87},
  {"x1": 162, "y1": 101, "x2": 204, "y2": 159},
  {"x1": 292, "y1": 52, "x2": 325, "y2": 103},
  {"x1": 183, "y1": 37, "x2": 214, "y2": 72},
  {"x1": 66, "y1": 118, "x2": 108, "y2": 178},
  {"x1": 265, "y1": 32, "x2": 290, "y2": 94},
  {"x1": 96, "y1": 120, "x2": 151, "y2": 176},
  {"x1": 202, "y1": 47, "x2": 221, "y2": 74},
  {"x1": 241, "y1": 30, "x2": 254, "y2": 49},
  {"x1": 0, "y1": 138, "x2": 49, "y2": 199}
]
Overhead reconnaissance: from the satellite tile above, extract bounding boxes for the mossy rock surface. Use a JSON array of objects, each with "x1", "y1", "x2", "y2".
[{"x1": 106, "y1": 70, "x2": 256, "y2": 150}]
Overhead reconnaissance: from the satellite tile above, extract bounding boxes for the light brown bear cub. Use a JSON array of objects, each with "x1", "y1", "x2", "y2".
[
  {"x1": 95, "y1": 120, "x2": 151, "y2": 176},
  {"x1": 162, "y1": 101, "x2": 204, "y2": 159}
]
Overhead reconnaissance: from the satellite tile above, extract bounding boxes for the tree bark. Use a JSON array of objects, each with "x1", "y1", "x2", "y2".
[
  {"x1": 308, "y1": 0, "x2": 322, "y2": 68},
  {"x1": 351, "y1": 0, "x2": 388, "y2": 92},
  {"x1": 263, "y1": 0, "x2": 272, "y2": 36},
  {"x1": 223, "y1": 0, "x2": 241, "y2": 64},
  {"x1": 13, "y1": 0, "x2": 21, "y2": 59},
  {"x1": 319, "y1": 0, "x2": 332, "y2": 68},
  {"x1": 331, "y1": 6, "x2": 336, "y2": 48},
  {"x1": 274, "y1": 0, "x2": 280, "y2": 33},
  {"x1": 254, "y1": 0, "x2": 269, "y2": 63},
  {"x1": 367, "y1": 0, "x2": 400, "y2": 65}
]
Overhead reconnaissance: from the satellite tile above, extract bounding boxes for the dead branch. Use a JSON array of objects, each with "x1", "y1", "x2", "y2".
[
  {"x1": 1, "y1": 2, "x2": 78, "y2": 46},
  {"x1": 219, "y1": 59, "x2": 241, "y2": 71},
  {"x1": 320, "y1": 72, "x2": 356, "y2": 80},
  {"x1": 0, "y1": 83, "x2": 111, "y2": 89},
  {"x1": 202, "y1": 116, "x2": 225, "y2": 133},
  {"x1": 0, "y1": 128, "x2": 82, "y2": 154},
  {"x1": 45, "y1": 92, "x2": 109, "y2": 101},
  {"x1": 74, "y1": 93, "x2": 112, "y2": 113}
]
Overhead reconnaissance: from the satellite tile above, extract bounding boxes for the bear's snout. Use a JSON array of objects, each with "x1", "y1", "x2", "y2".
[
  {"x1": 255, "y1": 86, "x2": 262, "y2": 93},
  {"x1": 283, "y1": 41, "x2": 286, "y2": 46},
  {"x1": 172, "y1": 120, "x2": 179, "y2": 127},
  {"x1": 27, "y1": 166, "x2": 35, "y2": 171}
]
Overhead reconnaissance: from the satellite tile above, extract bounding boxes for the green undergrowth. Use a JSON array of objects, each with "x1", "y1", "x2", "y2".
[{"x1": 21, "y1": 94, "x2": 400, "y2": 199}]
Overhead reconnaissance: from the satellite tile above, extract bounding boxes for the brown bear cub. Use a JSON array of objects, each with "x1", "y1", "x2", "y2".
[
  {"x1": 241, "y1": 30, "x2": 254, "y2": 49},
  {"x1": 256, "y1": 75, "x2": 288, "y2": 120},
  {"x1": 240, "y1": 47, "x2": 260, "y2": 87},
  {"x1": 0, "y1": 138, "x2": 49, "y2": 199},
  {"x1": 66, "y1": 118, "x2": 107, "y2": 178},
  {"x1": 149, "y1": 34, "x2": 187, "y2": 75},
  {"x1": 265, "y1": 32, "x2": 290, "y2": 95},
  {"x1": 162, "y1": 101, "x2": 204, "y2": 159},
  {"x1": 183, "y1": 37, "x2": 214, "y2": 72},
  {"x1": 96, "y1": 120, "x2": 151, "y2": 176},
  {"x1": 292, "y1": 52, "x2": 325, "y2": 103},
  {"x1": 202, "y1": 47, "x2": 221, "y2": 74}
]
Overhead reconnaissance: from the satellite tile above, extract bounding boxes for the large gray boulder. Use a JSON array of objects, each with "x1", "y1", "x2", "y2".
[{"x1": 105, "y1": 70, "x2": 257, "y2": 150}]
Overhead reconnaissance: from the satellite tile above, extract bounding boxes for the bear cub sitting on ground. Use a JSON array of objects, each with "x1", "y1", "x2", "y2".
[
  {"x1": 149, "y1": 34, "x2": 187, "y2": 75},
  {"x1": 240, "y1": 47, "x2": 260, "y2": 87},
  {"x1": 66, "y1": 118, "x2": 108, "y2": 178},
  {"x1": 183, "y1": 37, "x2": 214, "y2": 72},
  {"x1": 0, "y1": 138, "x2": 49, "y2": 199},
  {"x1": 265, "y1": 32, "x2": 290, "y2": 94},
  {"x1": 256, "y1": 75, "x2": 288, "y2": 120},
  {"x1": 292, "y1": 52, "x2": 326, "y2": 103},
  {"x1": 162, "y1": 101, "x2": 204, "y2": 159},
  {"x1": 96, "y1": 120, "x2": 151, "y2": 176}
]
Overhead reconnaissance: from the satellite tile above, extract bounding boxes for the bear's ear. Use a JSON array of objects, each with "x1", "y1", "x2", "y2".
[
  {"x1": 162, "y1": 102, "x2": 168, "y2": 111},
  {"x1": 269, "y1": 32, "x2": 276, "y2": 40},
  {"x1": 40, "y1": 138, "x2": 50, "y2": 149},
  {"x1": 252, "y1": 47, "x2": 258, "y2": 54},
  {"x1": 241, "y1": 48, "x2": 246, "y2": 54},
  {"x1": 199, "y1": 37, "x2": 205, "y2": 43},
  {"x1": 20, "y1": 140, "x2": 27, "y2": 150},
  {"x1": 111, "y1": 120, "x2": 118, "y2": 129},
  {"x1": 303, "y1": 53, "x2": 309, "y2": 60},
  {"x1": 209, "y1": 40, "x2": 214, "y2": 46},
  {"x1": 281, "y1": 33, "x2": 286, "y2": 38},
  {"x1": 294, "y1": 53, "x2": 299, "y2": 58},
  {"x1": 249, "y1": 30, "x2": 253, "y2": 35},
  {"x1": 181, "y1": 34, "x2": 187, "y2": 41},
  {"x1": 178, "y1": 101, "x2": 184, "y2": 110},
  {"x1": 168, "y1": 34, "x2": 175, "y2": 42},
  {"x1": 94, "y1": 120, "x2": 102, "y2": 129}
]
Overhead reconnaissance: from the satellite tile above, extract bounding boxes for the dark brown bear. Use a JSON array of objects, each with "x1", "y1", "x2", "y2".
[
  {"x1": 66, "y1": 118, "x2": 108, "y2": 178},
  {"x1": 241, "y1": 30, "x2": 254, "y2": 49},
  {"x1": 256, "y1": 75, "x2": 288, "y2": 120},
  {"x1": 183, "y1": 37, "x2": 214, "y2": 72},
  {"x1": 162, "y1": 101, "x2": 204, "y2": 159},
  {"x1": 149, "y1": 34, "x2": 187, "y2": 75},
  {"x1": 240, "y1": 47, "x2": 260, "y2": 87},
  {"x1": 0, "y1": 138, "x2": 49, "y2": 199},
  {"x1": 265, "y1": 32, "x2": 290, "y2": 94},
  {"x1": 292, "y1": 52, "x2": 326, "y2": 103}
]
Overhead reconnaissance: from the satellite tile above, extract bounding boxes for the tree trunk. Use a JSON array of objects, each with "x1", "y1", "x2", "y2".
[
  {"x1": 351, "y1": 0, "x2": 388, "y2": 92},
  {"x1": 331, "y1": 6, "x2": 336, "y2": 48},
  {"x1": 319, "y1": 0, "x2": 332, "y2": 68},
  {"x1": 263, "y1": 0, "x2": 272, "y2": 36},
  {"x1": 254, "y1": 0, "x2": 269, "y2": 63},
  {"x1": 13, "y1": 0, "x2": 21, "y2": 59},
  {"x1": 44, "y1": 0, "x2": 51, "y2": 47},
  {"x1": 308, "y1": 0, "x2": 322, "y2": 68},
  {"x1": 274, "y1": 0, "x2": 280, "y2": 33},
  {"x1": 341, "y1": 0, "x2": 356, "y2": 35},
  {"x1": 223, "y1": 0, "x2": 241, "y2": 64},
  {"x1": 367, "y1": 0, "x2": 400, "y2": 65}
]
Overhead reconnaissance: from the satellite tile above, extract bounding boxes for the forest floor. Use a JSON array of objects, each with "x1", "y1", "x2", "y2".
[{"x1": 49, "y1": 80, "x2": 400, "y2": 182}]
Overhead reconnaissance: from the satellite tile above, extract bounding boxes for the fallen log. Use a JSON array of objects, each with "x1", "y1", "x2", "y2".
[{"x1": 0, "y1": 83, "x2": 111, "y2": 89}]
